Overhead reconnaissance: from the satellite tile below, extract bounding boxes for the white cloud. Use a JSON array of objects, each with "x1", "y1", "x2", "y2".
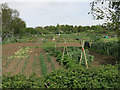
[{"x1": 2, "y1": 2, "x2": 104, "y2": 27}]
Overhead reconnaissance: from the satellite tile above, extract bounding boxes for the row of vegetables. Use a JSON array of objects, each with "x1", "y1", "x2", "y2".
[
  {"x1": 90, "y1": 41, "x2": 119, "y2": 58},
  {"x1": 2, "y1": 40, "x2": 120, "y2": 88},
  {"x1": 42, "y1": 41, "x2": 94, "y2": 68},
  {"x1": 2, "y1": 64, "x2": 119, "y2": 88}
]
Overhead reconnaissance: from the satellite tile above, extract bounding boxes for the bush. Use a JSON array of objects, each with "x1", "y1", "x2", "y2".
[
  {"x1": 41, "y1": 64, "x2": 119, "y2": 88},
  {"x1": 2, "y1": 64, "x2": 119, "y2": 88}
]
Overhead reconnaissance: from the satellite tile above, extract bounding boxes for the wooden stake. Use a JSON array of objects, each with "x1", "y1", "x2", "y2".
[
  {"x1": 61, "y1": 45, "x2": 65, "y2": 65},
  {"x1": 63, "y1": 38, "x2": 69, "y2": 56},
  {"x1": 80, "y1": 51, "x2": 82, "y2": 64},
  {"x1": 80, "y1": 40, "x2": 84, "y2": 64},
  {"x1": 79, "y1": 40, "x2": 88, "y2": 68},
  {"x1": 61, "y1": 38, "x2": 69, "y2": 65}
]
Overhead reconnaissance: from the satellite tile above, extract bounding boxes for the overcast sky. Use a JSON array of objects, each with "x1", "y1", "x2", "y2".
[{"x1": 1, "y1": 0, "x2": 105, "y2": 27}]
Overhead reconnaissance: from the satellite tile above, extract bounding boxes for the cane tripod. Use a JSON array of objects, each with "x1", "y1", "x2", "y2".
[
  {"x1": 61, "y1": 38, "x2": 69, "y2": 65},
  {"x1": 79, "y1": 40, "x2": 88, "y2": 68}
]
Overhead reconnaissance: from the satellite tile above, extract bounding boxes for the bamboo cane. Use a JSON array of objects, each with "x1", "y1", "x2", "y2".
[
  {"x1": 79, "y1": 40, "x2": 88, "y2": 68},
  {"x1": 82, "y1": 40, "x2": 88, "y2": 68},
  {"x1": 80, "y1": 51, "x2": 82, "y2": 64},
  {"x1": 61, "y1": 45, "x2": 65, "y2": 65},
  {"x1": 80, "y1": 40, "x2": 84, "y2": 64},
  {"x1": 63, "y1": 38, "x2": 69, "y2": 56},
  {"x1": 83, "y1": 49, "x2": 88, "y2": 68}
]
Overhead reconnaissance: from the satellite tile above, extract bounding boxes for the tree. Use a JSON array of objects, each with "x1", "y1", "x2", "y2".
[
  {"x1": 1, "y1": 3, "x2": 26, "y2": 39},
  {"x1": 89, "y1": 1, "x2": 120, "y2": 31},
  {"x1": 11, "y1": 17, "x2": 26, "y2": 37},
  {"x1": 89, "y1": 0, "x2": 120, "y2": 62},
  {"x1": 26, "y1": 27, "x2": 36, "y2": 34},
  {"x1": 77, "y1": 25, "x2": 83, "y2": 32}
]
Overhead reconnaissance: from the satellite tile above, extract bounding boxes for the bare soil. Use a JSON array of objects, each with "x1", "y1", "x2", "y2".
[
  {"x1": 2, "y1": 42, "x2": 62, "y2": 77},
  {"x1": 56, "y1": 42, "x2": 81, "y2": 47},
  {"x1": 89, "y1": 51, "x2": 116, "y2": 66},
  {"x1": 2, "y1": 41, "x2": 116, "y2": 77}
]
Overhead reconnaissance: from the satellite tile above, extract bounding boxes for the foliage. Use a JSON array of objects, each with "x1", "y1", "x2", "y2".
[
  {"x1": 22, "y1": 56, "x2": 30, "y2": 74},
  {"x1": 68, "y1": 47, "x2": 94, "y2": 66},
  {"x1": 2, "y1": 64, "x2": 119, "y2": 88},
  {"x1": 8, "y1": 47, "x2": 32, "y2": 59},
  {"x1": 89, "y1": 1, "x2": 120, "y2": 31},
  {"x1": 47, "y1": 54, "x2": 51, "y2": 62},
  {"x1": 39, "y1": 54, "x2": 47, "y2": 76},
  {"x1": 43, "y1": 45, "x2": 94, "y2": 68},
  {"x1": 1, "y1": 3, "x2": 26, "y2": 40},
  {"x1": 90, "y1": 41, "x2": 118, "y2": 57},
  {"x1": 57, "y1": 47, "x2": 94, "y2": 68},
  {"x1": 41, "y1": 64, "x2": 119, "y2": 88},
  {"x1": 42, "y1": 41, "x2": 56, "y2": 55},
  {"x1": 2, "y1": 73, "x2": 41, "y2": 88}
]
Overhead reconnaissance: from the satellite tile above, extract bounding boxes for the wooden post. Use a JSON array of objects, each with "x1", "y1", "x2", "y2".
[
  {"x1": 79, "y1": 40, "x2": 88, "y2": 68},
  {"x1": 83, "y1": 49, "x2": 88, "y2": 68},
  {"x1": 80, "y1": 40, "x2": 84, "y2": 64},
  {"x1": 80, "y1": 51, "x2": 82, "y2": 64},
  {"x1": 61, "y1": 45, "x2": 65, "y2": 65},
  {"x1": 61, "y1": 38, "x2": 69, "y2": 65},
  {"x1": 63, "y1": 38, "x2": 69, "y2": 56}
]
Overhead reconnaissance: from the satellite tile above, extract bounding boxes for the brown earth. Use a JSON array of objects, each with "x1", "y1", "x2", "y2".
[
  {"x1": 56, "y1": 42, "x2": 81, "y2": 47},
  {"x1": 89, "y1": 51, "x2": 116, "y2": 66},
  {"x1": 2, "y1": 42, "x2": 62, "y2": 77},
  {"x1": 2, "y1": 41, "x2": 116, "y2": 76},
  {"x1": 55, "y1": 41, "x2": 116, "y2": 66}
]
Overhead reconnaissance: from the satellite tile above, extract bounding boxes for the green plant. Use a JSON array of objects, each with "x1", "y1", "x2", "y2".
[
  {"x1": 32, "y1": 56, "x2": 37, "y2": 72},
  {"x1": 39, "y1": 54, "x2": 47, "y2": 76},
  {"x1": 56, "y1": 47, "x2": 94, "y2": 68},
  {"x1": 47, "y1": 54, "x2": 51, "y2": 62},
  {"x1": 8, "y1": 47, "x2": 32, "y2": 59},
  {"x1": 51, "y1": 63, "x2": 55, "y2": 70},
  {"x1": 14, "y1": 58, "x2": 23, "y2": 70},
  {"x1": 4, "y1": 57, "x2": 14, "y2": 68},
  {"x1": 42, "y1": 41, "x2": 56, "y2": 55},
  {"x1": 21, "y1": 55, "x2": 30, "y2": 74},
  {"x1": 90, "y1": 41, "x2": 118, "y2": 57}
]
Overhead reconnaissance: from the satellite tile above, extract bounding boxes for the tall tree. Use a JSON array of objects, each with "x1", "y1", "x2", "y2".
[
  {"x1": 11, "y1": 17, "x2": 26, "y2": 36},
  {"x1": 1, "y1": 3, "x2": 26, "y2": 39}
]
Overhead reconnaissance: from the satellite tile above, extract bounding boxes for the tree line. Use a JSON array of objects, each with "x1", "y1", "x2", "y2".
[
  {"x1": 26, "y1": 24, "x2": 107, "y2": 34},
  {"x1": 1, "y1": 2, "x2": 119, "y2": 39}
]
